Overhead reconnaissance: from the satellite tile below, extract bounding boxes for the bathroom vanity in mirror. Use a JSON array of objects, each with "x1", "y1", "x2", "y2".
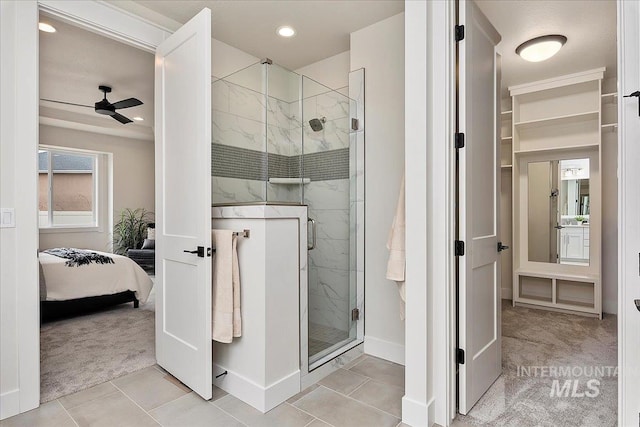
[{"x1": 508, "y1": 68, "x2": 607, "y2": 318}]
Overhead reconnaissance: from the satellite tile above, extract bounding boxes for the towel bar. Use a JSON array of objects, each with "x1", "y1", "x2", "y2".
[
  {"x1": 211, "y1": 229, "x2": 250, "y2": 254},
  {"x1": 233, "y1": 229, "x2": 250, "y2": 238}
]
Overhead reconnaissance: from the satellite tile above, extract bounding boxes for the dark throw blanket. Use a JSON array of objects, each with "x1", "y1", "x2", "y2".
[{"x1": 43, "y1": 248, "x2": 115, "y2": 267}]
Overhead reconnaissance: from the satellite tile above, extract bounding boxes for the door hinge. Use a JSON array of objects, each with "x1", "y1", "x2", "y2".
[
  {"x1": 352, "y1": 308, "x2": 360, "y2": 321},
  {"x1": 455, "y1": 132, "x2": 465, "y2": 149},
  {"x1": 455, "y1": 240, "x2": 465, "y2": 256},
  {"x1": 457, "y1": 348, "x2": 465, "y2": 364},
  {"x1": 455, "y1": 25, "x2": 465, "y2": 42}
]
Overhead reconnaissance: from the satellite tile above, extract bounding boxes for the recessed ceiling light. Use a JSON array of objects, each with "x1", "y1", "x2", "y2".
[
  {"x1": 516, "y1": 35, "x2": 567, "y2": 62},
  {"x1": 132, "y1": 116, "x2": 144, "y2": 121},
  {"x1": 277, "y1": 26, "x2": 296, "y2": 38},
  {"x1": 38, "y1": 22, "x2": 56, "y2": 33}
]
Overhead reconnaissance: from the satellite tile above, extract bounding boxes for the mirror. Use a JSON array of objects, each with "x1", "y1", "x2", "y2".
[{"x1": 528, "y1": 158, "x2": 590, "y2": 265}]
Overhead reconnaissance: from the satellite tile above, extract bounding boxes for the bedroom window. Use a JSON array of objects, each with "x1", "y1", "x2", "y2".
[{"x1": 39, "y1": 148, "x2": 98, "y2": 228}]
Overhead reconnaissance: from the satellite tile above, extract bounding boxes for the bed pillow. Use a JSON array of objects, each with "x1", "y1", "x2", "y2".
[
  {"x1": 147, "y1": 227, "x2": 156, "y2": 240},
  {"x1": 141, "y1": 239, "x2": 155, "y2": 250}
]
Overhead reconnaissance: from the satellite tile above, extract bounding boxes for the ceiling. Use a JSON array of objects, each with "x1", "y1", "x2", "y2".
[
  {"x1": 476, "y1": 0, "x2": 617, "y2": 97},
  {"x1": 39, "y1": 1, "x2": 616, "y2": 135},
  {"x1": 126, "y1": 0, "x2": 405, "y2": 70},
  {"x1": 39, "y1": 16, "x2": 155, "y2": 140}
]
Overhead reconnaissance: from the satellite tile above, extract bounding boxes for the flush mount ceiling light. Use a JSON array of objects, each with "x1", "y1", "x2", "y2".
[
  {"x1": 38, "y1": 22, "x2": 56, "y2": 33},
  {"x1": 133, "y1": 116, "x2": 144, "y2": 121},
  {"x1": 516, "y1": 35, "x2": 567, "y2": 62},
  {"x1": 277, "y1": 26, "x2": 296, "y2": 38}
]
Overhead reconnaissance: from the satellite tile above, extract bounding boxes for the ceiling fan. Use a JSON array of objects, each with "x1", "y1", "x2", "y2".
[
  {"x1": 41, "y1": 85, "x2": 143, "y2": 125},
  {"x1": 93, "y1": 85, "x2": 143, "y2": 124}
]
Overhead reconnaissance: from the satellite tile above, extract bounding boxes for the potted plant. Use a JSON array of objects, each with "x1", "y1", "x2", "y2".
[{"x1": 113, "y1": 208, "x2": 154, "y2": 255}]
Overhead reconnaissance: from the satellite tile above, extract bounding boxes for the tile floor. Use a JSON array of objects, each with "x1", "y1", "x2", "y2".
[
  {"x1": 1, "y1": 355, "x2": 405, "y2": 427},
  {"x1": 308, "y1": 322, "x2": 349, "y2": 358}
]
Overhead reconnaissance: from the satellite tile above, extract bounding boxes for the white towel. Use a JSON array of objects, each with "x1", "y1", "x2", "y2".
[
  {"x1": 212, "y1": 230, "x2": 242, "y2": 343},
  {"x1": 386, "y1": 175, "x2": 406, "y2": 320}
]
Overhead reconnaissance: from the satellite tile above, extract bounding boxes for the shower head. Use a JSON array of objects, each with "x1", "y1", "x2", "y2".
[{"x1": 309, "y1": 117, "x2": 326, "y2": 132}]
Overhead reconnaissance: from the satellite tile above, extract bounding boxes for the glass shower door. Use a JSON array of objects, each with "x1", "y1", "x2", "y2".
[{"x1": 302, "y1": 76, "x2": 358, "y2": 366}]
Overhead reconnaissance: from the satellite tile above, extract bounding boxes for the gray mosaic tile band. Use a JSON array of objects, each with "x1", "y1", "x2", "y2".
[
  {"x1": 292, "y1": 149, "x2": 350, "y2": 181},
  {"x1": 211, "y1": 144, "x2": 266, "y2": 180},
  {"x1": 212, "y1": 143, "x2": 349, "y2": 182}
]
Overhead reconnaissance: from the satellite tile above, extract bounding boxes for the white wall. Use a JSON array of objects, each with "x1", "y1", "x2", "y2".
[
  {"x1": 212, "y1": 38, "x2": 259, "y2": 79},
  {"x1": 296, "y1": 51, "x2": 350, "y2": 92},
  {"x1": 351, "y1": 13, "x2": 405, "y2": 364},
  {"x1": 38, "y1": 125, "x2": 155, "y2": 252},
  {"x1": 0, "y1": 1, "x2": 40, "y2": 419}
]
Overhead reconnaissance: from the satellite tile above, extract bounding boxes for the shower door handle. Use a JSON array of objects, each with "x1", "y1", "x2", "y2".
[{"x1": 308, "y1": 218, "x2": 317, "y2": 251}]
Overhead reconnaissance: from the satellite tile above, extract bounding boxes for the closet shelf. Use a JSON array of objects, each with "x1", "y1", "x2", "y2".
[
  {"x1": 514, "y1": 111, "x2": 599, "y2": 130},
  {"x1": 601, "y1": 123, "x2": 618, "y2": 133},
  {"x1": 501, "y1": 164, "x2": 513, "y2": 169},
  {"x1": 601, "y1": 92, "x2": 618, "y2": 104},
  {"x1": 513, "y1": 143, "x2": 599, "y2": 155},
  {"x1": 268, "y1": 178, "x2": 311, "y2": 184},
  {"x1": 501, "y1": 110, "x2": 513, "y2": 116},
  {"x1": 501, "y1": 136, "x2": 513, "y2": 142}
]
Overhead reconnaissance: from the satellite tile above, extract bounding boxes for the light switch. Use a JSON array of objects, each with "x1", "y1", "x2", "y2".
[{"x1": 0, "y1": 208, "x2": 15, "y2": 228}]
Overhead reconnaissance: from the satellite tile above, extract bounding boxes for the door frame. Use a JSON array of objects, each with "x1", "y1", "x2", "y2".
[
  {"x1": 1, "y1": 0, "x2": 174, "y2": 418},
  {"x1": 405, "y1": 0, "x2": 631, "y2": 426},
  {"x1": 422, "y1": 0, "x2": 628, "y2": 427},
  {"x1": 617, "y1": 0, "x2": 640, "y2": 424}
]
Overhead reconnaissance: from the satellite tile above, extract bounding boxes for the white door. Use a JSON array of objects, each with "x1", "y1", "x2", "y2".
[
  {"x1": 457, "y1": 0, "x2": 502, "y2": 414},
  {"x1": 618, "y1": 0, "x2": 640, "y2": 424},
  {"x1": 155, "y1": 8, "x2": 212, "y2": 400}
]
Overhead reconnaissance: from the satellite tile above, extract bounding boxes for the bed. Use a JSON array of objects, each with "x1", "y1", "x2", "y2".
[{"x1": 39, "y1": 249, "x2": 153, "y2": 322}]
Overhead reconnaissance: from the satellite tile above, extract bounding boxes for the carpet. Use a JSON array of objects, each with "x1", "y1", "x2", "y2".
[
  {"x1": 457, "y1": 301, "x2": 617, "y2": 427},
  {"x1": 40, "y1": 287, "x2": 156, "y2": 403}
]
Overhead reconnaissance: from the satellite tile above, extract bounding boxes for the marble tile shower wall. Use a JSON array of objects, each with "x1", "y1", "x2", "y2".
[
  {"x1": 304, "y1": 90, "x2": 353, "y2": 335},
  {"x1": 212, "y1": 77, "x2": 355, "y2": 335},
  {"x1": 212, "y1": 78, "x2": 300, "y2": 204}
]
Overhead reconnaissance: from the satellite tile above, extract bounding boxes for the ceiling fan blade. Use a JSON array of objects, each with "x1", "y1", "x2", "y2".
[
  {"x1": 40, "y1": 98, "x2": 93, "y2": 108},
  {"x1": 111, "y1": 98, "x2": 143, "y2": 109},
  {"x1": 111, "y1": 112, "x2": 133, "y2": 124}
]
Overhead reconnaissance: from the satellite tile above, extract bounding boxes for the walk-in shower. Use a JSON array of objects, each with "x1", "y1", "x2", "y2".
[{"x1": 211, "y1": 59, "x2": 364, "y2": 370}]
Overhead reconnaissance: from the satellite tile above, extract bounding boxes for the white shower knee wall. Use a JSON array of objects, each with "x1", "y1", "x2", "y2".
[{"x1": 351, "y1": 13, "x2": 406, "y2": 365}]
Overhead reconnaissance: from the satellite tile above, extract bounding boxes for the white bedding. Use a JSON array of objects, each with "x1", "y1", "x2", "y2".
[{"x1": 39, "y1": 250, "x2": 153, "y2": 303}]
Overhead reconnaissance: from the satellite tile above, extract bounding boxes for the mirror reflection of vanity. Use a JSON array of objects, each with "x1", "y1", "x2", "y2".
[
  {"x1": 509, "y1": 68, "x2": 603, "y2": 319},
  {"x1": 528, "y1": 158, "x2": 590, "y2": 266}
]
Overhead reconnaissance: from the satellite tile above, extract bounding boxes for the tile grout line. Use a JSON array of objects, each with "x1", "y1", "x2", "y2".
[
  {"x1": 55, "y1": 399, "x2": 80, "y2": 427},
  {"x1": 109, "y1": 381, "x2": 165, "y2": 426},
  {"x1": 345, "y1": 355, "x2": 369, "y2": 370},
  {"x1": 315, "y1": 384, "x2": 403, "y2": 421},
  {"x1": 346, "y1": 377, "x2": 371, "y2": 397},
  {"x1": 285, "y1": 402, "x2": 336, "y2": 427},
  {"x1": 146, "y1": 391, "x2": 193, "y2": 414},
  {"x1": 208, "y1": 395, "x2": 250, "y2": 426}
]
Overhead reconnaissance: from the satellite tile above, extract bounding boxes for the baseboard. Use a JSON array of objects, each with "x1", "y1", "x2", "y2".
[
  {"x1": 0, "y1": 389, "x2": 20, "y2": 420},
  {"x1": 603, "y1": 299, "x2": 618, "y2": 315},
  {"x1": 364, "y1": 335, "x2": 405, "y2": 366},
  {"x1": 402, "y1": 395, "x2": 435, "y2": 426},
  {"x1": 212, "y1": 365, "x2": 300, "y2": 413},
  {"x1": 501, "y1": 287, "x2": 513, "y2": 300}
]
